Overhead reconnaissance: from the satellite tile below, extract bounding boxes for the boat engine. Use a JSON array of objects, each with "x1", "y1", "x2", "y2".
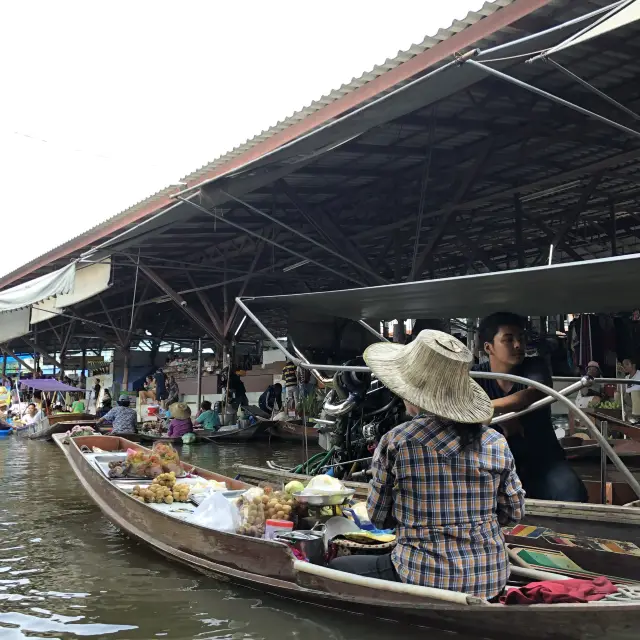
[{"x1": 318, "y1": 359, "x2": 404, "y2": 479}]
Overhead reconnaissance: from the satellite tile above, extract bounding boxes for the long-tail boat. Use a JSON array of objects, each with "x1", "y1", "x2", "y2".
[{"x1": 55, "y1": 433, "x2": 640, "y2": 638}]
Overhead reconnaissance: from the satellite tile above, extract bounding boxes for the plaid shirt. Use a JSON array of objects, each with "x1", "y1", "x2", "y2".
[{"x1": 368, "y1": 414, "x2": 525, "y2": 599}]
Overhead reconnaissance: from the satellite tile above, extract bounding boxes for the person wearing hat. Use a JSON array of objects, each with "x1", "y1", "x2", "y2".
[
  {"x1": 330, "y1": 330, "x2": 525, "y2": 600},
  {"x1": 166, "y1": 402, "x2": 193, "y2": 438},
  {"x1": 576, "y1": 361, "x2": 603, "y2": 408},
  {"x1": 96, "y1": 394, "x2": 137, "y2": 435},
  {"x1": 473, "y1": 312, "x2": 587, "y2": 503}
]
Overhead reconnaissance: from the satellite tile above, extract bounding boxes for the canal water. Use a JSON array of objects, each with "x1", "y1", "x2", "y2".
[{"x1": 0, "y1": 437, "x2": 475, "y2": 640}]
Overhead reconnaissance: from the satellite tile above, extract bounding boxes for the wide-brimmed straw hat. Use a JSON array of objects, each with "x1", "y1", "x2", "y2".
[
  {"x1": 170, "y1": 402, "x2": 191, "y2": 420},
  {"x1": 363, "y1": 329, "x2": 493, "y2": 424}
]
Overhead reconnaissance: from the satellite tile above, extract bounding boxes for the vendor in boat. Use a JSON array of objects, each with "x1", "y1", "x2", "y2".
[
  {"x1": 473, "y1": 312, "x2": 588, "y2": 503},
  {"x1": 576, "y1": 361, "x2": 603, "y2": 407},
  {"x1": 195, "y1": 400, "x2": 220, "y2": 431},
  {"x1": 0, "y1": 402, "x2": 12, "y2": 429},
  {"x1": 95, "y1": 394, "x2": 137, "y2": 435},
  {"x1": 258, "y1": 382, "x2": 283, "y2": 415},
  {"x1": 23, "y1": 402, "x2": 44, "y2": 427},
  {"x1": 167, "y1": 402, "x2": 193, "y2": 438},
  {"x1": 331, "y1": 330, "x2": 525, "y2": 600}
]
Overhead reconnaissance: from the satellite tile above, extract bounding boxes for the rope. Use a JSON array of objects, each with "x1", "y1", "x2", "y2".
[{"x1": 604, "y1": 585, "x2": 640, "y2": 602}]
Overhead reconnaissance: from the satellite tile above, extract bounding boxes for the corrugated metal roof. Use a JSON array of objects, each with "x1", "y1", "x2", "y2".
[{"x1": 0, "y1": 0, "x2": 521, "y2": 287}]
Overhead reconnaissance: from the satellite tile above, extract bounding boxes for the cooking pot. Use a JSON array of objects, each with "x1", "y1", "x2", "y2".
[{"x1": 276, "y1": 530, "x2": 324, "y2": 564}]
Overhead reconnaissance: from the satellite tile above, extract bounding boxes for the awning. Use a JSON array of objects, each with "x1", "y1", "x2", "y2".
[
  {"x1": 0, "y1": 264, "x2": 76, "y2": 313},
  {"x1": 244, "y1": 253, "x2": 640, "y2": 321},
  {"x1": 0, "y1": 258, "x2": 112, "y2": 341},
  {"x1": 546, "y1": 0, "x2": 640, "y2": 56},
  {"x1": 20, "y1": 379, "x2": 81, "y2": 393}
]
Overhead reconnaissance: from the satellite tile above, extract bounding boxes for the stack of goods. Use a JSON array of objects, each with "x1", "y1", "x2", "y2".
[
  {"x1": 63, "y1": 425, "x2": 96, "y2": 443},
  {"x1": 66, "y1": 425, "x2": 96, "y2": 437},
  {"x1": 131, "y1": 473, "x2": 191, "y2": 504},
  {"x1": 108, "y1": 443, "x2": 183, "y2": 479},
  {"x1": 236, "y1": 486, "x2": 296, "y2": 538},
  {"x1": 140, "y1": 422, "x2": 165, "y2": 436}
]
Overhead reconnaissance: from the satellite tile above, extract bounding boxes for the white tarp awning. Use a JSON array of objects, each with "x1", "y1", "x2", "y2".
[
  {"x1": 546, "y1": 0, "x2": 640, "y2": 56},
  {"x1": 0, "y1": 308, "x2": 31, "y2": 343},
  {"x1": 30, "y1": 260, "x2": 112, "y2": 324},
  {"x1": 0, "y1": 263, "x2": 76, "y2": 313},
  {"x1": 0, "y1": 258, "x2": 112, "y2": 341}
]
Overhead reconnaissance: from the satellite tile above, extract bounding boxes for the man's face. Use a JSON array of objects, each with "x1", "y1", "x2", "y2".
[
  {"x1": 623, "y1": 359, "x2": 635, "y2": 374},
  {"x1": 587, "y1": 366, "x2": 599, "y2": 377},
  {"x1": 485, "y1": 324, "x2": 525, "y2": 367}
]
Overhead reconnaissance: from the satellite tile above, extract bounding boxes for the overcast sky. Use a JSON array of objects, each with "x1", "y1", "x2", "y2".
[{"x1": 0, "y1": 0, "x2": 484, "y2": 279}]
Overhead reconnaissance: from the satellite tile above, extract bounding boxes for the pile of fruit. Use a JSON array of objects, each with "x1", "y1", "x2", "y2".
[
  {"x1": 131, "y1": 472, "x2": 190, "y2": 504},
  {"x1": 261, "y1": 488, "x2": 294, "y2": 521}
]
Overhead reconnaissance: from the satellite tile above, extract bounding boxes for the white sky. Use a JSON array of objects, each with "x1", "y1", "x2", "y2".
[{"x1": 0, "y1": 0, "x2": 484, "y2": 278}]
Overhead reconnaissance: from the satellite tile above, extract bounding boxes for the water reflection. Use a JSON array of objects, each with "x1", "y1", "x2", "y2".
[{"x1": 0, "y1": 438, "x2": 473, "y2": 639}]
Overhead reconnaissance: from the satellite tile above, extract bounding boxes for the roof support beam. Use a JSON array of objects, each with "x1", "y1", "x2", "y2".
[
  {"x1": 412, "y1": 139, "x2": 493, "y2": 279},
  {"x1": 225, "y1": 240, "x2": 265, "y2": 335},
  {"x1": 98, "y1": 295, "x2": 126, "y2": 348},
  {"x1": 276, "y1": 180, "x2": 388, "y2": 285},
  {"x1": 176, "y1": 195, "x2": 368, "y2": 287},
  {"x1": 1, "y1": 347, "x2": 34, "y2": 372},
  {"x1": 133, "y1": 259, "x2": 223, "y2": 346},
  {"x1": 533, "y1": 172, "x2": 605, "y2": 266},
  {"x1": 186, "y1": 273, "x2": 224, "y2": 338},
  {"x1": 212, "y1": 187, "x2": 387, "y2": 286},
  {"x1": 20, "y1": 337, "x2": 63, "y2": 368}
]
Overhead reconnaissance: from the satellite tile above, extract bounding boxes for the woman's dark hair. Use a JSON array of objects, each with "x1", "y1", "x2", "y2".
[
  {"x1": 27, "y1": 403, "x2": 36, "y2": 410},
  {"x1": 201, "y1": 400, "x2": 212, "y2": 411},
  {"x1": 452, "y1": 423, "x2": 483, "y2": 449},
  {"x1": 117, "y1": 398, "x2": 130, "y2": 407},
  {"x1": 478, "y1": 312, "x2": 526, "y2": 345},
  {"x1": 274, "y1": 382, "x2": 283, "y2": 391}
]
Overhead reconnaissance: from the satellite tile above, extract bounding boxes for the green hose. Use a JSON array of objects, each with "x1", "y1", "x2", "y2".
[{"x1": 293, "y1": 447, "x2": 335, "y2": 475}]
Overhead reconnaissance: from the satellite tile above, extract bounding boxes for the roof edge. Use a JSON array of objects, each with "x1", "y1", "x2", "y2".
[{"x1": 0, "y1": 0, "x2": 553, "y2": 291}]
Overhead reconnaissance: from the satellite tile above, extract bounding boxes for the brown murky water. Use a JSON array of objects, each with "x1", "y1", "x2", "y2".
[{"x1": 0, "y1": 437, "x2": 476, "y2": 640}]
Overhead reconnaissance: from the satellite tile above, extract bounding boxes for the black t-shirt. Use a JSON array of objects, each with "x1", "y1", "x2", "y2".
[{"x1": 472, "y1": 357, "x2": 564, "y2": 469}]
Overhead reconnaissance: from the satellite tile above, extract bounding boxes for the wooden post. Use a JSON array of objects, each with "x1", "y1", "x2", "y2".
[
  {"x1": 81, "y1": 346, "x2": 87, "y2": 378},
  {"x1": 1, "y1": 352, "x2": 6, "y2": 377}
]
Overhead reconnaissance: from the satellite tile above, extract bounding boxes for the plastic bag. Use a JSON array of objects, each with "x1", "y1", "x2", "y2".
[
  {"x1": 237, "y1": 487, "x2": 266, "y2": 537},
  {"x1": 190, "y1": 492, "x2": 240, "y2": 533}
]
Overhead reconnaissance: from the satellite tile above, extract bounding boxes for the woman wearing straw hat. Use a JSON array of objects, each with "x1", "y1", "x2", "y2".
[
  {"x1": 330, "y1": 330, "x2": 525, "y2": 600},
  {"x1": 166, "y1": 402, "x2": 194, "y2": 439}
]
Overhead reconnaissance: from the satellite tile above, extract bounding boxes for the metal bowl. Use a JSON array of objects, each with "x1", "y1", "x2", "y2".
[{"x1": 293, "y1": 489, "x2": 355, "y2": 506}]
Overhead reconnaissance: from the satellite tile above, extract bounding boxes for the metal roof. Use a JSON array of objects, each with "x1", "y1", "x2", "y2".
[
  {"x1": 0, "y1": 0, "x2": 535, "y2": 290},
  {"x1": 244, "y1": 253, "x2": 640, "y2": 320},
  {"x1": 8, "y1": 0, "x2": 640, "y2": 353}
]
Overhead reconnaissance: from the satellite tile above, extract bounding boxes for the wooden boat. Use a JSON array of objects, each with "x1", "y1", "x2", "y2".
[
  {"x1": 204, "y1": 421, "x2": 270, "y2": 443},
  {"x1": 54, "y1": 434, "x2": 640, "y2": 638},
  {"x1": 29, "y1": 418, "x2": 97, "y2": 441},
  {"x1": 563, "y1": 437, "x2": 640, "y2": 463},
  {"x1": 262, "y1": 419, "x2": 319, "y2": 445},
  {"x1": 134, "y1": 432, "x2": 192, "y2": 445}
]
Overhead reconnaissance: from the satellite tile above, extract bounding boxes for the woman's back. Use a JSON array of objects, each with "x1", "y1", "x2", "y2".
[{"x1": 368, "y1": 415, "x2": 524, "y2": 599}]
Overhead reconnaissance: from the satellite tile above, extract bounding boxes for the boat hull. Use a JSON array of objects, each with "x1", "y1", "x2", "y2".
[
  {"x1": 205, "y1": 423, "x2": 266, "y2": 443},
  {"x1": 263, "y1": 420, "x2": 319, "y2": 444},
  {"x1": 29, "y1": 418, "x2": 97, "y2": 441},
  {"x1": 52, "y1": 435, "x2": 640, "y2": 638}
]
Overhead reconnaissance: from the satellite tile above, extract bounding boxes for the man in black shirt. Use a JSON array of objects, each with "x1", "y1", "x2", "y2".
[{"x1": 473, "y1": 312, "x2": 587, "y2": 503}]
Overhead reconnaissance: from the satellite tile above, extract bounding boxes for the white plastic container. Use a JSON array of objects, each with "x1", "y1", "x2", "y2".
[{"x1": 264, "y1": 519, "x2": 293, "y2": 540}]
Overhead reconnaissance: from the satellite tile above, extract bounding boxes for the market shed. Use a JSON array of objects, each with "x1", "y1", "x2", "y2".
[{"x1": 2, "y1": 0, "x2": 640, "y2": 362}]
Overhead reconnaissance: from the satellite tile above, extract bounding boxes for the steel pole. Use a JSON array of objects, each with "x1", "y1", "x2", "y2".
[
  {"x1": 473, "y1": 371, "x2": 640, "y2": 500},
  {"x1": 600, "y1": 419, "x2": 609, "y2": 505},
  {"x1": 196, "y1": 338, "x2": 203, "y2": 409},
  {"x1": 238, "y1": 299, "x2": 640, "y2": 498},
  {"x1": 465, "y1": 59, "x2": 640, "y2": 142},
  {"x1": 177, "y1": 197, "x2": 368, "y2": 287}
]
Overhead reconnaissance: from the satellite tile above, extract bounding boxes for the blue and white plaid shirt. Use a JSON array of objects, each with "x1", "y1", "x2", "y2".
[{"x1": 367, "y1": 414, "x2": 525, "y2": 599}]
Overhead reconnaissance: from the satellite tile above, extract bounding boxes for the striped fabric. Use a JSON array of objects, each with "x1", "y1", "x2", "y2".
[
  {"x1": 367, "y1": 414, "x2": 525, "y2": 599},
  {"x1": 282, "y1": 363, "x2": 297, "y2": 387}
]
